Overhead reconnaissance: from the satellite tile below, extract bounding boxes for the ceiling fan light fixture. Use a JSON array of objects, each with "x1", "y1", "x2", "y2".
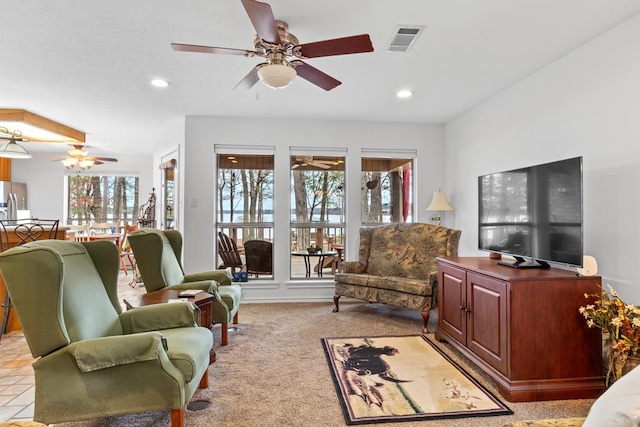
[
  {"x1": 0, "y1": 140, "x2": 32, "y2": 159},
  {"x1": 78, "y1": 158, "x2": 95, "y2": 170},
  {"x1": 68, "y1": 147, "x2": 88, "y2": 157},
  {"x1": 258, "y1": 64, "x2": 297, "y2": 89},
  {"x1": 61, "y1": 158, "x2": 77, "y2": 169}
]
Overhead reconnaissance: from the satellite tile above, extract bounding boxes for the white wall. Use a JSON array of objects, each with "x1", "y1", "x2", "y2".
[
  {"x1": 11, "y1": 154, "x2": 154, "y2": 223},
  {"x1": 183, "y1": 117, "x2": 444, "y2": 302},
  {"x1": 445, "y1": 14, "x2": 640, "y2": 300}
]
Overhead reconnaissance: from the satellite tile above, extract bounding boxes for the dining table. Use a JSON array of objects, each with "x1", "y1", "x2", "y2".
[{"x1": 88, "y1": 233, "x2": 121, "y2": 246}]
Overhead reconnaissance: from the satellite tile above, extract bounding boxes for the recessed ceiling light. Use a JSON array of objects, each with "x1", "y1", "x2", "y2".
[
  {"x1": 151, "y1": 79, "x2": 170, "y2": 88},
  {"x1": 397, "y1": 90, "x2": 413, "y2": 98}
]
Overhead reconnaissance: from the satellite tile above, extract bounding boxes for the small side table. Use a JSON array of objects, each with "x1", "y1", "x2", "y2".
[
  {"x1": 330, "y1": 243, "x2": 344, "y2": 271},
  {"x1": 123, "y1": 289, "x2": 216, "y2": 364},
  {"x1": 291, "y1": 250, "x2": 338, "y2": 277}
]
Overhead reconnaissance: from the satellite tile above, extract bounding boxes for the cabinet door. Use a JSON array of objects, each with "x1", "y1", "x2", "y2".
[
  {"x1": 467, "y1": 272, "x2": 508, "y2": 375},
  {"x1": 0, "y1": 158, "x2": 11, "y2": 181},
  {"x1": 438, "y1": 263, "x2": 467, "y2": 346}
]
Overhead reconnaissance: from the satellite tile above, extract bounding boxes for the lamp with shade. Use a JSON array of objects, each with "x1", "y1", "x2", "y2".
[
  {"x1": 425, "y1": 189, "x2": 453, "y2": 226},
  {"x1": 0, "y1": 135, "x2": 32, "y2": 159}
]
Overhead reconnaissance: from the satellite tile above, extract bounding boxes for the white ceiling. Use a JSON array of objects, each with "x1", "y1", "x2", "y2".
[{"x1": 2, "y1": 1, "x2": 640, "y2": 158}]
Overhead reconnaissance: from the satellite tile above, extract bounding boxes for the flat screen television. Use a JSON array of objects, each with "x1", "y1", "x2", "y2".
[{"x1": 478, "y1": 156, "x2": 583, "y2": 268}]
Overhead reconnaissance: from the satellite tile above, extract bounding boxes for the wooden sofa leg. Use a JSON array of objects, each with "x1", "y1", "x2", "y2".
[
  {"x1": 421, "y1": 311, "x2": 430, "y2": 333},
  {"x1": 333, "y1": 295, "x2": 341, "y2": 312},
  {"x1": 221, "y1": 323, "x2": 228, "y2": 346},
  {"x1": 199, "y1": 366, "x2": 209, "y2": 389},
  {"x1": 171, "y1": 408, "x2": 184, "y2": 427},
  {"x1": 233, "y1": 312, "x2": 238, "y2": 324}
]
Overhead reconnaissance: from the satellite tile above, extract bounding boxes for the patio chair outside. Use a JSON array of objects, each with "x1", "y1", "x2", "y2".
[
  {"x1": 243, "y1": 240, "x2": 273, "y2": 277},
  {"x1": 217, "y1": 232, "x2": 244, "y2": 273}
]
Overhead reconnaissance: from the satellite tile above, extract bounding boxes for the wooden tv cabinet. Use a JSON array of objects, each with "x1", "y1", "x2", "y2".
[{"x1": 435, "y1": 256, "x2": 605, "y2": 402}]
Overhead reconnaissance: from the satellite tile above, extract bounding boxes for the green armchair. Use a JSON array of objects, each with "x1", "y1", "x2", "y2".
[
  {"x1": 0, "y1": 240, "x2": 212, "y2": 427},
  {"x1": 128, "y1": 228, "x2": 242, "y2": 346}
]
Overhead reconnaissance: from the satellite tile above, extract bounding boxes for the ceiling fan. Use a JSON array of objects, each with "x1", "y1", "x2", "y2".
[
  {"x1": 292, "y1": 156, "x2": 334, "y2": 169},
  {"x1": 56, "y1": 145, "x2": 118, "y2": 170},
  {"x1": 171, "y1": 0, "x2": 374, "y2": 91}
]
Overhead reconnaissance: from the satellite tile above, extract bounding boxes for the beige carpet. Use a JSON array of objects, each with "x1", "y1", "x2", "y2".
[{"x1": 55, "y1": 301, "x2": 594, "y2": 427}]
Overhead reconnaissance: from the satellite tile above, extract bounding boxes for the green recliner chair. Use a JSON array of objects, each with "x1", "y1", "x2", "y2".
[
  {"x1": 128, "y1": 228, "x2": 241, "y2": 346},
  {"x1": 0, "y1": 240, "x2": 212, "y2": 427}
]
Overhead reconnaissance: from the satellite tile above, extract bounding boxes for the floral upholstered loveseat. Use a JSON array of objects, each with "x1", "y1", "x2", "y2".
[{"x1": 333, "y1": 223, "x2": 461, "y2": 332}]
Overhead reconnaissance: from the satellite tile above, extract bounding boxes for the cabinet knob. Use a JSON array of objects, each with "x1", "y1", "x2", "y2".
[{"x1": 460, "y1": 305, "x2": 471, "y2": 314}]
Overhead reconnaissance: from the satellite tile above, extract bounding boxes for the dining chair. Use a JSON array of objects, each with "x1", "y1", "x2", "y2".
[
  {"x1": 0, "y1": 218, "x2": 60, "y2": 342},
  {"x1": 119, "y1": 223, "x2": 138, "y2": 275},
  {"x1": 0, "y1": 219, "x2": 60, "y2": 249},
  {"x1": 68, "y1": 223, "x2": 90, "y2": 241}
]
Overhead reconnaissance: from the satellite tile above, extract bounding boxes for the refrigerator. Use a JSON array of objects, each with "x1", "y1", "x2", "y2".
[{"x1": 0, "y1": 182, "x2": 27, "y2": 221}]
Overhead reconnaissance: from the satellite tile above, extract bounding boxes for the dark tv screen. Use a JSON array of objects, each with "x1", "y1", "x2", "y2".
[{"x1": 478, "y1": 156, "x2": 583, "y2": 268}]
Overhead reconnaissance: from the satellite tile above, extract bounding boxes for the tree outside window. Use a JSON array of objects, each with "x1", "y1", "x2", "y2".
[
  {"x1": 216, "y1": 154, "x2": 274, "y2": 279},
  {"x1": 361, "y1": 157, "x2": 413, "y2": 224},
  {"x1": 67, "y1": 175, "x2": 139, "y2": 226},
  {"x1": 291, "y1": 154, "x2": 345, "y2": 279}
]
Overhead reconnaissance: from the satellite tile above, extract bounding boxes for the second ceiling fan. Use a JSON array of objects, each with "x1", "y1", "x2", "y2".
[
  {"x1": 172, "y1": 0, "x2": 374, "y2": 91},
  {"x1": 292, "y1": 156, "x2": 335, "y2": 169},
  {"x1": 58, "y1": 145, "x2": 118, "y2": 170}
]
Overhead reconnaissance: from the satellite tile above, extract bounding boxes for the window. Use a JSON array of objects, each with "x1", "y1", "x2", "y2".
[
  {"x1": 212, "y1": 149, "x2": 415, "y2": 282},
  {"x1": 66, "y1": 174, "x2": 139, "y2": 226},
  {"x1": 361, "y1": 153, "x2": 414, "y2": 225},
  {"x1": 215, "y1": 150, "x2": 274, "y2": 279},
  {"x1": 290, "y1": 151, "x2": 345, "y2": 279}
]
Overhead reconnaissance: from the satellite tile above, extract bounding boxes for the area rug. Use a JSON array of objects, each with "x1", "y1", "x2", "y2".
[{"x1": 322, "y1": 334, "x2": 513, "y2": 425}]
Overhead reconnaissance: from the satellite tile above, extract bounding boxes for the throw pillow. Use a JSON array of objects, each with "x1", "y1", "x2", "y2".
[{"x1": 582, "y1": 364, "x2": 640, "y2": 426}]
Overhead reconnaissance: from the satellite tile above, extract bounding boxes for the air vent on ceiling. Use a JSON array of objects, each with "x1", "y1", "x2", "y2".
[{"x1": 386, "y1": 25, "x2": 425, "y2": 53}]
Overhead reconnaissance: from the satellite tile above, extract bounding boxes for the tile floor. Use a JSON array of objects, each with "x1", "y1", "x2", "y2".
[{"x1": 0, "y1": 271, "x2": 145, "y2": 423}]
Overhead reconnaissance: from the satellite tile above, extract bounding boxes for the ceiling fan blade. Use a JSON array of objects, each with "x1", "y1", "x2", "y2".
[
  {"x1": 234, "y1": 65, "x2": 261, "y2": 90},
  {"x1": 310, "y1": 161, "x2": 331, "y2": 169},
  {"x1": 93, "y1": 157, "x2": 118, "y2": 162},
  {"x1": 172, "y1": 43, "x2": 257, "y2": 57},
  {"x1": 241, "y1": 0, "x2": 281, "y2": 45},
  {"x1": 296, "y1": 34, "x2": 374, "y2": 59},
  {"x1": 293, "y1": 61, "x2": 341, "y2": 91}
]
